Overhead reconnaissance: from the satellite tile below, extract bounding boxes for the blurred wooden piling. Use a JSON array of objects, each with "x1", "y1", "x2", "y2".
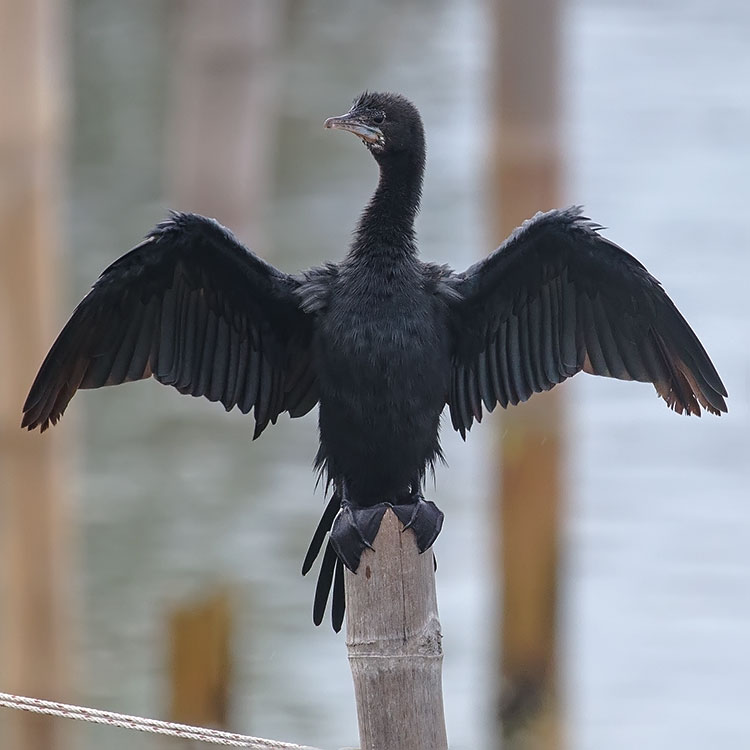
[
  {"x1": 0, "y1": 0, "x2": 73, "y2": 748},
  {"x1": 345, "y1": 510, "x2": 448, "y2": 750},
  {"x1": 490, "y1": 0, "x2": 564, "y2": 747},
  {"x1": 165, "y1": 0, "x2": 284, "y2": 243},
  {"x1": 163, "y1": 5, "x2": 282, "y2": 732},
  {"x1": 168, "y1": 589, "x2": 233, "y2": 728}
]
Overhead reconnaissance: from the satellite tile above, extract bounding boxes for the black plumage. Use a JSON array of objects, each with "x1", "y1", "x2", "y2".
[{"x1": 23, "y1": 92, "x2": 727, "y2": 631}]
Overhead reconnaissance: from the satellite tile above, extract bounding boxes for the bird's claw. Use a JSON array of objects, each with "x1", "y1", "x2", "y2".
[{"x1": 329, "y1": 495, "x2": 444, "y2": 573}]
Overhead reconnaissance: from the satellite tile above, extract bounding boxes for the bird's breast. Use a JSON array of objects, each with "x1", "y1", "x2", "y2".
[
  {"x1": 315, "y1": 286, "x2": 450, "y2": 415},
  {"x1": 313, "y1": 281, "x2": 451, "y2": 497}
]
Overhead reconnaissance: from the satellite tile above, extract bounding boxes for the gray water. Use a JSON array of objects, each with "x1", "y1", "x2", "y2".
[{"x1": 64, "y1": 1, "x2": 750, "y2": 748}]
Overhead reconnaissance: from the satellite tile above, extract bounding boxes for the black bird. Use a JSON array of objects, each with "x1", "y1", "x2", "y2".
[{"x1": 22, "y1": 92, "x2": 727, "y2": 631}]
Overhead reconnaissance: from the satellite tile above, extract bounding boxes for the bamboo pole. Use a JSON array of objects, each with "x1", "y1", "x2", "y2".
[
  {"x1": 345, "y1": 510, "x2": 448, "y2": 750},
  {"x1": 0, "y1": 1, "x2": 73, "y2": 748},
  {"x1": 490, "y1": 0, "x2": 564, "y2": 747}
]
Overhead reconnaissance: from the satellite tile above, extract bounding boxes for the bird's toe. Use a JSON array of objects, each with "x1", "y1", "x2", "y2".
[
  {"x1": 392, "y1": 495, "x2": 444, "y2": 553},
  {"x1": 329, "y1": 502, "x2": 390, "y2": 572}
]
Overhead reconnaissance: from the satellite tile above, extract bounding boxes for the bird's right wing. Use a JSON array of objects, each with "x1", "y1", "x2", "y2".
[{"x1": 22, "y1": 212, "x2": 320, "y2": 437}]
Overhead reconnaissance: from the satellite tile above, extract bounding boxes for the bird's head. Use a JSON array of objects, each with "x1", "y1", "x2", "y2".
[{"x1": 324, "y1": 91, "x2": 425, "y2": 163}]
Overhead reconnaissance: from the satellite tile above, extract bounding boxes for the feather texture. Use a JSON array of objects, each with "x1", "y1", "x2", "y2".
[
  {"x1": 22, "y1": 213, "x2": 319, "y2": 435},
  {"x1": 448, "y1": 208, "x2": 727, "y2": 435}
]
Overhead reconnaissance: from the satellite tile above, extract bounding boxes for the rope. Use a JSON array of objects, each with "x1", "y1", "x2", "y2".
[{"x1": 0, "y1": 691, "x2": 324, "y2": 749}]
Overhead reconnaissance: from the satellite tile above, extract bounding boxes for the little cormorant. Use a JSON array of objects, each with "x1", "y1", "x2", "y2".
[{"x1": 22, "y1": 92, "x2": 727, "y2": 631}]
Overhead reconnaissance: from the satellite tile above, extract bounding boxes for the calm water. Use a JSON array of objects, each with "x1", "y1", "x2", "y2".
[{"x1": 61, "y1": 1, "x2": 750, "y2": 748}]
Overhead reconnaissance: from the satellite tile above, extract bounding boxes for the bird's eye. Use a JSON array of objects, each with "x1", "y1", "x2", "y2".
[{"x1": 372, "y1": 112, "x2": 385, "y2": 124}]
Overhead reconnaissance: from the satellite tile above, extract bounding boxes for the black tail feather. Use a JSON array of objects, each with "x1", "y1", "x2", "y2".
[
  {"x1": 332, "y1": 556, "x2": 346, "y2": 632},
  {"x1": 302, "y1": 492, "x2": 341, "y2": 575},
  {"x1": 313, "y1": 542, "x2": 338, "y2": 627}
]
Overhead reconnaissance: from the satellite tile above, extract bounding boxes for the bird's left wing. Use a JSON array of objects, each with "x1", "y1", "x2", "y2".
[
  {"x1": 446, "y1": 207, "x2": 727, "y2": 437},
  {"x1": 22, "y1": 212, "x2": 321, "y2": 437}
]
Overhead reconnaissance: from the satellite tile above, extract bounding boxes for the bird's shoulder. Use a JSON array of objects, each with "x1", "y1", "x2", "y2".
[
  {"x1": 294, "y1": 262, "x2": 340, "y2": 314},
  {"x1": 420, "y1": 261, "x2": 464, "y2": 305}
]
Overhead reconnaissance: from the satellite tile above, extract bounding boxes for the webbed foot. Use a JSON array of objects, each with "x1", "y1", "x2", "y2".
[
  {"x1": 391, "y1": 493, "x2": 444, "y2": 554},
  {"x1": 330, "y1": 493, "x2": 444, "y2": 573},
  {"x1": 329, "y1": 500, "x2": 390, "y2": 572}
]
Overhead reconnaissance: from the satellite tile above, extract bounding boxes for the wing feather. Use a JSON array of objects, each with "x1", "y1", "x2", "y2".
[
  {"x1": 487, "y1": 332, "x2": 505, "y2": 407},
  {"x1": 539, "y1": 284, "x2": 557, "y2": 385},
  {"x1": 496, "y1": 319, "x2": 514, "y2": 407},
  {"x1": 209, "y1": 316, "x2": 230, "y2": 403},
  {"x1": 506, "y1": 314, "x2": 526, "y2": 404},
  {"x1": 239, "y1": 338, "x2": 260, "y2": 415},
  {"x1": 591, "y1": 295, "x2": 630, "y2": 380},
  {"x1": 127, "y1": 296, "x2": 159, "y2": 382},
  {"x1": 477, "y1": 349, "x2": 494, "y2": 410}
]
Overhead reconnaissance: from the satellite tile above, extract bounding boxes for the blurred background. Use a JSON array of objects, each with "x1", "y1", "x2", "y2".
[{"x1": 1, "y1": 0, "x2": 748, "y2": 749}]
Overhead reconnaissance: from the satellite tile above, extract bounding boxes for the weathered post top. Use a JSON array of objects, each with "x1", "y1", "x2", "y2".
[{"x1": 345, "y1": 509, "x2": 448, "y2": 750}]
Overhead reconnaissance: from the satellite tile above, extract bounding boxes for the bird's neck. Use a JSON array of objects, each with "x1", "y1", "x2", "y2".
[{"x1": 350, "y1": 151, "x2": 424, "y2": 262}]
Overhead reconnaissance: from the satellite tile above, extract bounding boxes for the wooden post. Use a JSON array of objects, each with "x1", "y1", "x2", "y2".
[
  {"x1": 165, "y1": 0, "x2": 284, "y2": 243},
  {"x1": 345, "y1": 510, "x2": 448, "y2": 750},
  {"x1": 162, "y1": 7, "x2": 283, "y2": 733},
  {"x1": 168, "y1": 589, "x2": 233, "y2": 729},
  {"x1": 490, "y1": 0, "x2": 564, "y2": 747},
  {"x1": 0, "y1": 0, "x2": 73, "y2": 748}
]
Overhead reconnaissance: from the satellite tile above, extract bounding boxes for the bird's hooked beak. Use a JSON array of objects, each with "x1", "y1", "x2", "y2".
[{"x1": 324, "y1": 111, "x2": 384, "y2": 147}]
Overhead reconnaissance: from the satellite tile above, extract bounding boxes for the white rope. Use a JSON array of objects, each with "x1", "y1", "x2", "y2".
[{"x1": 0, "y1": 691, "x2": 324, "y2": 750}]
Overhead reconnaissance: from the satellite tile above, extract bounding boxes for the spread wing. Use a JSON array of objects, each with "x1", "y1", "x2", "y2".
[
  {"x1": 447, "y1": 207, "x2": 727, "y2": 437},
  {"x1": 22, "y1": 212, "x2": 319, "y2": 437}
]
